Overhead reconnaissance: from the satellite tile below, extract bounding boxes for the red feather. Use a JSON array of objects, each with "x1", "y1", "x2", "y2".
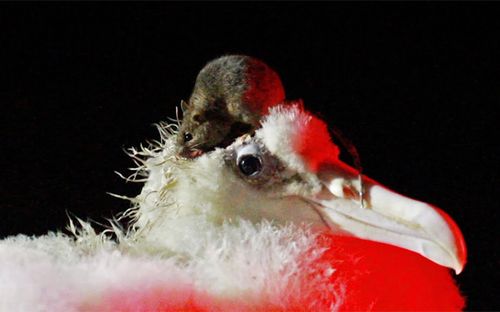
[{"x1": 95, "y1": 232, "x2": 463, "y2": 311}]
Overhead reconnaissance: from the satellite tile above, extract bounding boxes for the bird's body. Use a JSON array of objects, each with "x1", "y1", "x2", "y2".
[
  {"x1": 128, "y1": 103, "x2": 466, "y2": 310},
  {"x1": 177, "y1": 55, "x2": 285, "y2": 158},
  {"x1": 0, "y1": 220, "x2": 463, "y2": 311},
  {"x1": 0, "y1": 103, "x2": 466, "y2": 311}
]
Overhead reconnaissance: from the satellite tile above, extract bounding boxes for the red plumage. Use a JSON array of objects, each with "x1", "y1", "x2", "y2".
[
  {"x1": 313, "y1": 234, "x2": 464, "y2": 311},
  {"x1": 96, "y1": 232, "x2": 463, "y2": 311}
]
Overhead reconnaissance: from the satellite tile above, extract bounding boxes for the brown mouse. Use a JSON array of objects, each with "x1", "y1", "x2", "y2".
[{"x1": 177, "y1": 55, "x2": 285, "y2": 158}]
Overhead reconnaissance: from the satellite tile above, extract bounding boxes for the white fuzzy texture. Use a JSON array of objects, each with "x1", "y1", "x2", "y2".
[
  {"x1": 0, "y1": 233, "x2": 185, "y2": 311},
  {"x1": 0, "y1": 106, "x2": 339, "y2": 311},
  {"x1": 259, "y1": 104, "x2": 311, "y2": 174},
  {"x1": 0, "y1": 223, "x2": 329, "y2": 311}
]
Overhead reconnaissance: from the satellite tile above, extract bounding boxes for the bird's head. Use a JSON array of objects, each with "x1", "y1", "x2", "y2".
[{"x1": 136, "y1": 103, "x2": 466, "y2": 274}]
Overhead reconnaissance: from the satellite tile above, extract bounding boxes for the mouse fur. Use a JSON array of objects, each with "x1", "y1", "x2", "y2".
[{"x1": 177, "y1": 55, "x2": 285, "y2": 158}]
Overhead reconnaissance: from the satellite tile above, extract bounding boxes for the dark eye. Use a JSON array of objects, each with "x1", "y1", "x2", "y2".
[
  {"x1": 184, "y1": 132, "x2": 193, "y2": 142},
  {"x1": 238, "y1": 155, "x2": 262, "y2": 176}
]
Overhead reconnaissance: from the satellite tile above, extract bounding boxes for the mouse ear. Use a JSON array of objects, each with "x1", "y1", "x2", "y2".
[{"x1": 180, "y1": 100, "x2": 189, "y2": 112}]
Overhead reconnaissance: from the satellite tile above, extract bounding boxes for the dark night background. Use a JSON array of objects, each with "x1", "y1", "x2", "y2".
[{"x1": 1, "y1": 4, "x2": 498, "y2": 310}]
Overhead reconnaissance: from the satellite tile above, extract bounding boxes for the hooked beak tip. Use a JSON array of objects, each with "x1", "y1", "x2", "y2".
[
  {"x1": 434, "y1": 207, "x2": 467, "y2": 274},
  {"x1": 311, "y1": 161, "x2": 467, "y2": 274}
]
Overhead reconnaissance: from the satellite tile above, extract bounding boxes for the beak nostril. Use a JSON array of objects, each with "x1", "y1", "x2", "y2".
[{"x1": 342, "y1": 185, "x2": 359, "y2": 201}]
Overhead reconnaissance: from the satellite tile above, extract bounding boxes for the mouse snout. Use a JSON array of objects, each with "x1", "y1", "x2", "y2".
[{"x1": 177, "y1": 144, "x2": 204, "y2": 159}]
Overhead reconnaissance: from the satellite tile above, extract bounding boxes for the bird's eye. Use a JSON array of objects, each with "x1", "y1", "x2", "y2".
[
  {"x1": 227, "y1": 141, "x2": 283, "y2": 186},
  {"x1": 238, "y1": 155, "x2": 262, "y2": 176},
  {"x1": 184, "y1": 132, "x2": 193, "y2": 142}
]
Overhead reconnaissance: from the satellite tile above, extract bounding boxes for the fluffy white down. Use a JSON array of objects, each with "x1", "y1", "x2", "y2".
[
  {"x1": 0, "y1": 106, "x2": 338, "y2": 311},
  {"x1": 0, "y1": 223, "x2": 326, "y2": 311},
  {"x1": 258, "y1": 104, "x2": 311, "y2": 174}
]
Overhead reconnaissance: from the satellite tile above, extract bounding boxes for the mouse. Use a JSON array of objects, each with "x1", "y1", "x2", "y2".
[{"x1": 177, "y1": 55, "x2": 285, "y2": 158}]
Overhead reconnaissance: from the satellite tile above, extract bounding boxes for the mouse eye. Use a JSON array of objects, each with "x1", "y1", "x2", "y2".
[
  {"x1": 238, "y1": 155, "x2": 262, "y2": 176},
  {"x1": 183, "y1": 132, "x2": 193, "y2": 142}
]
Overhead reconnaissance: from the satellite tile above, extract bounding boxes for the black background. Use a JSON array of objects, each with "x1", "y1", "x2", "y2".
[{"x1": 1, "y1": 4, "x2": 498, "y2": 310}]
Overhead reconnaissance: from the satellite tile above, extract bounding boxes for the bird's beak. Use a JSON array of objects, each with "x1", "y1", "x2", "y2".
[{"x1": 307, "y1": 160, "x2": 467, "y2": 274}]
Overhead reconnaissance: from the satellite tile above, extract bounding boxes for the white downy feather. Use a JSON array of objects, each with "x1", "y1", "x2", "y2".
[{"x1": 0, "y1": 105, "x2": 341, "y2": 311}]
